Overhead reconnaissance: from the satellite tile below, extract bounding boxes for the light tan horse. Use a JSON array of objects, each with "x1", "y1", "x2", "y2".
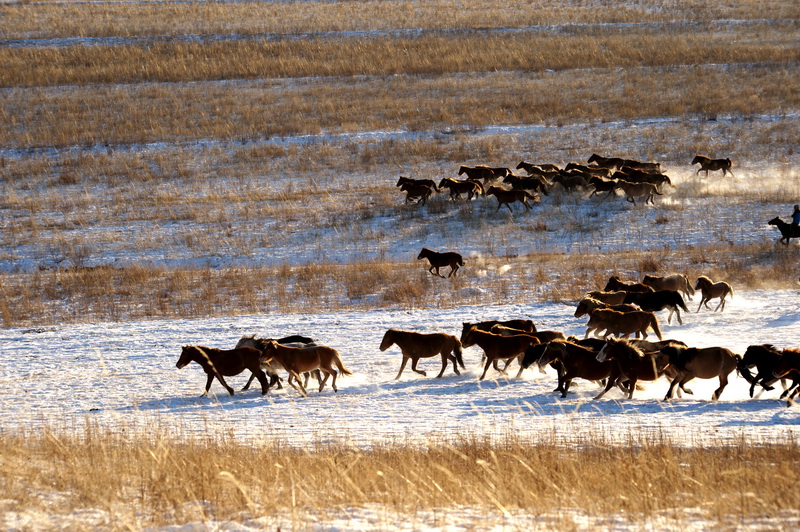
[
  {"x1": 694, "y1": 275, "x2": 734, "y2": 312},
  {"x1": 379, "y1": 329, "x2": 464, "y2": 379},
  {"x1": 586, "y1": 290, "x2": 628, "y2": 306},
  {"x1": 642, "y1": 273, "x2": 695, "y2": 300},
  {"x1": 461, "y1": 327, "x2": 540, "y2": 380},
  {"x1": 585, "y1": 308, "x2": 663, "y2": 340},
  {"x1": 692, "y1": 154, "x2": 734, "y2": 177},
  {"x1": 614, "y1": 179, "x2": 661, "y2": 205},
  {"x1": 260, "y1": 341, "x2": 352, "y2": 396},
  {"x1": 574, "y1": 297, "x2": 639, "y2": 318}
]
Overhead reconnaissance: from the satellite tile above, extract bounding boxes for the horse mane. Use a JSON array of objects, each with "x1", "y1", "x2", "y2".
[{"x1": 784, "y1": 348, "x2": 800, "y2": 355}]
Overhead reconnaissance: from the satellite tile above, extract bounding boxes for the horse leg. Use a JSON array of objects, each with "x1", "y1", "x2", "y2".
[
  {"x1": 286, "y1": 372, "x2": 308, "y2": 397},
  {"x1": 395, "y1": 356, "x2": 410, "y2": 379},
  {"x1": 712, "y1": 373, "x2": 729, "y2": 400},
  {"x1": 593, "y1": 375, "x2": 617, "y2": 400},
  {"x1": 214, "y1": 373, "x2": 235, "y2": 396},
  {"x1": 715, "y1": 297, "x2": 726, "y2": 312},
  {"x1": 254, "y1": 369, "x2": 270, "y2": 395},
  {"x1": 321, "y1": 369, "x2": 337, "y2": 392},
  {"x1": 203, "y1": 374, "x2": 216, "y2": 396},
  {"x1": 664, "y1": 374, "x2": 682, "y2": 400},
  {"x1": 627, "y1": 377, "x2": 638, "y2": 399},
  {"x1": 242, "y1": 373, "x2": 255, "y2": 391},
  {"x1": 436, "y1": 353, "x2": 449, "y2": 378},
  {"x1": 410, "y1": 357, "x2": 427, "y2": 377},
  {"x1": 561, "y1": 378, "x2": 573, "y2": 398},
  {"x1": 479, "y1": 358, "x2": 494, "y2": 380},
  {"x1": 513, "y1": 356, "x2": 526, "y2": 378}
]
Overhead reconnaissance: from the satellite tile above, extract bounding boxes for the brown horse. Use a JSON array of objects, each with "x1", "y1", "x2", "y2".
[
  {"x1": 574, "y1": 297, "x2": 638, "y2": 318},
  {"x1": 460, "y1": 319, "x2": 536, "y2": 343},
  {"x1": 739, "y1": 344, "x2": 800, "y2": 399},
  {"x1": 585, "y1": 308, "x2": 663, "y2": 340},
  {"x1": 692, "y1": 155, "x2": 733, "y2": 177},
  {"x1": 486, "y1": 186, "x2": 538, "y2": 212},
  {"x1": 400, "y1": 181, "x2": 434, "y2": 204},
  {"x1": 534, "y1": 340, "x2": 614, "y2": 397},
  {"x1": 594, "y1": 337, "x2": 671, "y2": 400},
  {"x1": 438, "y1": 178, "x2": 483, "y2": 201},
  {"x1": 379, "y1": 329, "x2": 464, "y2": 379},
  {"x1": 622, "y1": 290, "x2": 688, "y2": 325},
  {"x1": 261, "y1": 340, "x2": 352, "y2": 396},
  {"x1": 397, "y1": 176, "x2": 439, "y2": 192},
  {"x1": 565, "y1": 162, "x2": 612, "y2": 177},
  {"x1": 614, "y1": 179, "x2": 661, "y2": 205},
  {"x1": 458, "y1": 165, "x2": 507, "y2": 184},
  {"x1": 461, "y1": 327, "x2": 539, "y2": 380},
  {"x1": 771, "y1": 349, "x2": 800, "y2": 405},
  {"x1": 588, "y1": 175, "x2": 618, "y2": 199},
  {"x1": 417, "y1": 247, "x2": 464, "y2": 278},
  {"x1": 236, "y1": 335, "x2": 319, "y2": 391},
  {"x1": 586, "y1": 290, "x2": 628, "y2": 306},
  {"x1": 176, "y1": 345, "x2": 270, "y2": 396},
  {"x1": 694, "y1": 275, "x2": 733, "y2": 312},
  {"x1": 642, "y1": 273, "x2": 695, "y2": 300},
  {"x1": 490, "y1": 324, "x2": 565, "y2": 344},
  {"x1": 517, "y1": 161, "x2": 560, "y2": 175},
  {"x1": 661, "y1": 344, "x2": 740, "y2": 400},
  {"x1": 587, "y1": 153, "x2": 625, "y2": 171},
  {"x1": 623, "y1": 159, "x2": 662, "y2": 174},
  {"x1": 603, "y1": 276, "x2": 654, "y2": 294},
  {"x1": 502, "y1": 174, "x2": 550, "y2": 196}
]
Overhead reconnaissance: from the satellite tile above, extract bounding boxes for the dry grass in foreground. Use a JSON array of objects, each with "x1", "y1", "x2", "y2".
[{"x1": 1, "y1": 430, "x2": 797, "y2": 529}]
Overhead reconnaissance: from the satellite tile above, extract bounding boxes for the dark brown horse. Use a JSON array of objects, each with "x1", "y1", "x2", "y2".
[
  {"x1": 380, "y1": 329, "x2": 465, "y2": 379},
  {"x1": 397, "y1": 176, "x2": 438, "y2": 192},
  {"x1": 587, "y1": 153, "x2": 625, "y2": 171},
  {"x1": 771, "y1": 349, "x2": 800, "y2": 405},
  {"x1": 438, "y1": 178, "x2": 483, "y2": 201},
  {"x1": 461, "y1": 327, "x2": 539, "y2": 380},
  {"x1": 400, "y1": 181, "x2": 434, "y2": 204},
  {"x1": 176, "y1": 345, "x2": 270, "y2": 396},
  {"x1": 502, "y1": 174, "x2": 550, "y2": 195},
  {"x1": 574, "y1": 297, "x2": 638, "y2": 319},
  {"x1": 594, "y1": 337, "x2": 671, "y2": 399},
  {"x1": 588, "y1": 175, "x2": 618, "y2": 199},
  {"x1": 622, "y1": 290, "x2": 688, "y2": 325},
  {"x1": 603, "y1": 275, "x2": 654, "y2": 293},
  {"x1": 768, "y1": 217, "x2": 800, "y2": 245},
  {"x1": 460, "y1": 319, "x2": 536, "y2": 343},
  {"x1": 417, "y1": 247, "x2": 464, "y2": 278},
  {"x1": 585, "y1": 308, "x2": 663, "y2": 340},
  {"x1": 486, "y1": 186, "x2": 538, "y2": 212},
  {"x1": 739, "y1": 344, "x2": 800, "y2": 398},
  {"x1": 458, "y1": 165, "x2": 508, "y2": 184},
  {"x1": 517, "y1": 161, "x2": 560, "y2": 175},
  {"x1": 534, "y1": 340, "x2": 614, "y2": 398},
  {"x1": 661, "y1": 344, "x2": 740, "y2": 400},
  {"x1": 692, "y1": 155, "x2": 733, "y2": 177},
  {"x1": 694, "y1": 275, "x2": 733, "y2": 312},
  {"x1": 261, "y1": 340, "x2": 352, "y2": 396}
]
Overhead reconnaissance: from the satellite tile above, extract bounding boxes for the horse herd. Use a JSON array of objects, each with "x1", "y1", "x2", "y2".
[
  {"x1": 175, "y1": 272, "x2": 799, "y2": 406},
  {"x1": 396, "y1": 153, "x2": 735, "y2": 210}
]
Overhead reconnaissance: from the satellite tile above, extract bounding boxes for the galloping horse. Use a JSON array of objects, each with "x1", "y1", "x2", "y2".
[
  {"x1": 260, "y1": 340, "x2": 352, "y2": 396},
  {"x1": 438, "y1": 178, "x2": 483, "y2": 201},
  {"x1": 236, "y1": 334, "x2": 317, "y2": 391},
  {"x1": 622, "y1": 290, "x2": 688, "y2": 325},
  {"x1": 461, "y1": 327, "x2": 539, "y2": 380},
  {"x1": 642, "y1": 273, "x2": 695, "y2": 300},
  {"x1": 661, "y1": 344, "x2": 740, "y2": 400},
  {"x1": 768, "y1": 217, "x2": 800, "y2": 245},
  {"x1": 691, "y1": 155, "x2": 734, "y2": 177},
  {"x1": 574, "y1": 297, "x2": 638, "y2": 319},
  {"x1": 614, "y1": 180, "x2": 662, "y2": 205},
  {"x1": 594, "y1": 337, "x2": 671, "y2": 400},
  {"x1": 739, "y1": 344, "x2": 799, "y2": 398},
  {"x1": 604, "y1": 276, "x2": 654, "y2": 294},
  {"x1": 533, "y1": 340, "x2": 614, "y2": 398},
  {"x1": 486, "y1": 186, "x2": 538, "y2": 212},
  {"x1": 176, "y1": 345, "x2": 270, "y2": 396},
  {"x1": 771, "y1": 349, "x2": 800, "y2": 405},
  {"x1": 380, "y1": 329, "x2": 464, "y2": 379},
  {"x1": 585, "y1": 308, "x2": 663, "y2": 340},
  {"x1": 417, "y1": 248, "x2": 464, "y2": 278},
  {"x1": 587, "y1": 153, "x2": 625, "y2": 171},
  {"x1": 694, "y1": 275, "x2": 733, "y2": 312}
]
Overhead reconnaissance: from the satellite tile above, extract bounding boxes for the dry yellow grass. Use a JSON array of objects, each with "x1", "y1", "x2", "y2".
[{"x1": 0, "y1": 430, "x2": 797, "y2": 529}]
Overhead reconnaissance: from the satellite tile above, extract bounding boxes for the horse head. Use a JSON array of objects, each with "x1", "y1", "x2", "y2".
[{"x1": 379, "y1": 329, "x2": 396, "y2": 351}]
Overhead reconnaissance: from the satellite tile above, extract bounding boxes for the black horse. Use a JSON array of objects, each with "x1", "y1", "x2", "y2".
[
  {"x1": 768, "y1": 217, "x2": 800, "y2": 245},
  {"x1": 622, "y1": 290, "x2": 688, "y2": 325}
]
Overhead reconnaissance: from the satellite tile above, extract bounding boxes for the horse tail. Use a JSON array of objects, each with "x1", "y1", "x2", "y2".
[
  {"x1": 728, "y1": 284, "x2": 734, "y2": 298},
  {"x1": 649, "y1": 314, "x2": 663, "y2": 340},
  {"x1": 457, "y1": 255, "x2": 464, "y2": 267},
  {"x1": 677, "y1": 294, "x2": 689, "y2": 312},
  {"x1": 684, "y1": 275, "x2": 695, "y2": 296},
  {"x1": 332, "y1": 350, "x2": 353, "y2": 376}
]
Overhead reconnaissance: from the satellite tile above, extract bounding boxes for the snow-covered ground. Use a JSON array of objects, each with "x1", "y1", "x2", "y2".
[{"x1": 3, "y1": 289, "x2": 798, "y2": 449}]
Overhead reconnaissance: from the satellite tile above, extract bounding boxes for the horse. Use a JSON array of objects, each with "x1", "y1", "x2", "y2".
[
  {"x1": 458, "y1": 165, "x2": 507, "y2": 184},
  {"x1": 531, "y1": 339, "x2": 615, "y2": 398},
  {"x1": 564, "y1": 162, "x2": 612, "y2": 177},
  {"x1": 622, "y1": 159, "x2": 662, "y2": 174},
  {"x1": 399, "y1": 181, "x2": 434, "y2": 204},
  {"x1": 661, "y1": 344, "x2": 740, "y2": 400},
  {"x1": 587, "y1": 153, "x2": 625, "y2": 171},
  {"x1": 489, "y1": 324, "x2": 565, "y2": 344},
  {"x1": 622, "y1": 290, "x2": 688, "y2": 325},
  {"x1": 460, "y1": 319, "x2": 536, "y2": 344},
  {"x1": 588, "y1": 176, "x2": 618, "y2": 199},
  {"x1": 614, "y1": 179, "x2": 661, "y2": 205},
  {"x1": 574, "y1": 297, "x2": 639, "y2": 319},
  {"x1": 379, "y1": 329, "x2": 464, "y2": 379},
  {"x1": 551, "y1": 169, "x2": 591, "y2": 191},
  {"x1": 739, "y1": 344, "x2": 800, "y2": 399},
  {"x1": 502, "y1": 174, "x2": 549, "y2": 195},
  {"x1": 397, "y1": 176, "x2": 438, "y2": 192},
  {"x1": 771, "y1": 349, "x2": 800, "y2": 405},
  {"x1": 236, "y1": 334, "x2": 318, "y2": 391},
  {"x1": 615, "y1": 167, "x2": 673, "y2": 189},
  {"x1": 585, "y1": 308, "x2": 663, "y2": 340},
  {"x1": 260, "y1": 340, "x2": 352, "y2": 396},
  {"x1": 438, "y1": 178, "x2": 483, "y2": 201},
  {"x1": 594, "y1": 337, "x2": 672, "y2": 400},
  {"x1": 641, "y1": 273, "x2": 695, "y2": 300},
  {"x1": 768, "y1": 217, "x2": 800, "y2": 245},
  {"x1": 175, "y1": 345, "x2": 270, "y2": 396},
  {"x1": 604, "y1": 275, "x2": 654, "y2": 294},
  {"x1": 694, "y1": 275, "x2": 733, "y2": 312},
  {"x1": 486, "y1": 186, "x2": 538, "y2": 212},
  {"x1": 417, "y1": 248, "x2": 464, "y2": 278},
  {"x1": 586, "y1": 290, "x2": 628, "y2": 306},
  {"x1": 461, "y1": 327, "x2": 539, "y2": 380},
  {"x1": 691, "y1": 155, "x2": 733, "y2": 177},
  {"x1": 516, "y1": 161, "x2": 560, "y2": 175}
]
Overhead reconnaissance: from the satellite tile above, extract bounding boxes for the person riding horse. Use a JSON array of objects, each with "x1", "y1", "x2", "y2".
[{"x1": 792, "y1": 205, "x2": 800, "y2": 229}]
